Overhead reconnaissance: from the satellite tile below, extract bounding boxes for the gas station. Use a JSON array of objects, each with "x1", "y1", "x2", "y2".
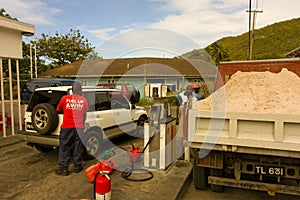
[{"x1": 0, "y1": 15, "x2": 193, "y2": 200}]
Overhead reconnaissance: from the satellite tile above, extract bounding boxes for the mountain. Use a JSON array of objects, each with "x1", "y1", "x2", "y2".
[{"x1": 183, "y1": 17, "x2": 300, "y2": 61}]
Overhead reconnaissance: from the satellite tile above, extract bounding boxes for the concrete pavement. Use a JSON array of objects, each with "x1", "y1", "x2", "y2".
[
  {"x1": 0, "y1": 135, "x2": 193, "y2": 200},
  {"x1": 109, "y1": 159, "x2": 193, "y2": 200}
]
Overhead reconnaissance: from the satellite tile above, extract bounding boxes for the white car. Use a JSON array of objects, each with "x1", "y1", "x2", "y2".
[{"x1": 18, "y1": 86, "x2": 148, "y2": 159}]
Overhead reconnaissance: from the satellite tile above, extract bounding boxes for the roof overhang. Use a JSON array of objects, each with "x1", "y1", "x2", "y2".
[{"x1": 0, "y1": 16, "x2": 35, "y2": 59}]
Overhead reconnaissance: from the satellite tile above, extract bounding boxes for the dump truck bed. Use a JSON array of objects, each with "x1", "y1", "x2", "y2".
[{"x1": 188, "y1": 109, "x2": 300, "y2": 158}]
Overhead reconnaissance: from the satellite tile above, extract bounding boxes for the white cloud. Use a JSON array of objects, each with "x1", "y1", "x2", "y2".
[
  {"x1": 3, "y1": 0, "x2": 299, "y2": 57},
  {"x1": 149, "y1": 9, "x2": 247, "y2": 46},
  {"x1": 95, "y1": 28, "x2": 201, "y2": 58},
  {"x1": 90, "y1": 0, "x2": 300, "y2": 58},
  {"x1": 255, "y1": 0, "x2": 300, "y2": 28},
  {"x1": 159, "y1": 0, "x2": 247, "y2": 14},
  {"x1": 147, "y1": 0, "x2": 249, "y2": 46},
  {"x1": 88, "y1": 28, "x2": 116, "y2": 41},
  {"x1": 2, "y1": 0, "x2": 61, "y2": 25},
  {"x1": 144, "y1": 0, "x2": 300, "y2": 46}
]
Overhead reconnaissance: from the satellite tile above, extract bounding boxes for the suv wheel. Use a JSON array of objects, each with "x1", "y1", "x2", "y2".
[
  {"x1": 83, "y1": 130, "x2": 103, "y2": 160},
  {"x1": 31, "y1": 103, "x2": 58, "y2": 134}
]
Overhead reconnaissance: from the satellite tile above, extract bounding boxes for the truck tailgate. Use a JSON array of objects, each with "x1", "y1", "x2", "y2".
[{"x1": 188, "y1": 109, "x2": 300, "y2": 154}]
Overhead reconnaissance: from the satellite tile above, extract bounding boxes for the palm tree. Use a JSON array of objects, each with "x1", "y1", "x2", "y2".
[{"x1": 207, "y1": 43, "x2": 230, "y2": 65}]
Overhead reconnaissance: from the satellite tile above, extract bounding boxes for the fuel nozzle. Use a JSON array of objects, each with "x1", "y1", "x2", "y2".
[{"x1": 102, "y1": 148, "x2": 115, "y2": 160}]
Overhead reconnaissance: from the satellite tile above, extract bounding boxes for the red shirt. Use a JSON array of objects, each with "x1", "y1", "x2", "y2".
[{"x1": 57, "y1": 94, "x2": 89, "y2": 128}]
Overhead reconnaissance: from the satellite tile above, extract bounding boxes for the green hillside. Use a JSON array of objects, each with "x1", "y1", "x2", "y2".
[{"x1": 184, "y1": 17, "x2": 300, "y2": 61}]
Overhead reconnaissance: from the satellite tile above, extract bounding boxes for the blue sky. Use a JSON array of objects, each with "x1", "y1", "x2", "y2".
[{"x1": 2, "y1": 0, "x2": 300, "y2": 58}]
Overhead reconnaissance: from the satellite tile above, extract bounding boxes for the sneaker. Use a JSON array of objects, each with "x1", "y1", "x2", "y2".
[
  {"x1": 74, "y1": 166, "x2": 83, "y2": 173},
  {"x1": 55, "y1": 168, "x2": 69, "y2": 176}
]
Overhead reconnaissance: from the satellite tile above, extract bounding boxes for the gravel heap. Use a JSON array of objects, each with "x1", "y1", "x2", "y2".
[{"x1": 198, "y1": 68, "x2": 300, "y2": 114}]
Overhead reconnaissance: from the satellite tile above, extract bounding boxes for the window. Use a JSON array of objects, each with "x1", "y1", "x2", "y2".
[
  {"x1": 83, "y1": 92, "x2": 96, "y2": 111},
  {"x1": 126, "y1": 84, "x2": 135, "y2": 93},
  {"x1": 110, "y1": 92, "x2": 129, "y2": 109},
  {"x1": 95, "y1": 92, "x2": 111, "y2": 111},
  {"x1": 27, "y1": 90, "x2": 67, "y2": 111}
]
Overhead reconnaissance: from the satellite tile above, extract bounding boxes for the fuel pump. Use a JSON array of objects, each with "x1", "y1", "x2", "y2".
[{"x1": 144, "y1": 97, "x2": 179, "y2": 170}]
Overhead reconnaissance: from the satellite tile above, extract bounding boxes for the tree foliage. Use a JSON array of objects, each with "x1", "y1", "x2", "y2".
[
  {"x1": 35, "y1": 29, "x2": 95, "y2": 68},
  {"x1": 211, "y1": 17, "x2": 300, "y2": 60},
  {"x1": 183, "y1": 17, "x2": 300, "y2": 61},
  {"x1": 206, "y1": 42, "x2": 230, "y2": 65},
  {"x1": 0, "y1": 8, "x2": 17, "y2": 20}
]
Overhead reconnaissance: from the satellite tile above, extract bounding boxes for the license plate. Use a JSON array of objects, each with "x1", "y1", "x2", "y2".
[{"x1": 255, "y1": 165, "x2": 285, "y2": 176}]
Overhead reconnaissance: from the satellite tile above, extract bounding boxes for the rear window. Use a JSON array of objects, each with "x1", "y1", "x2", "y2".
[{"x1": 27, "y1": 90, "x2": 67, "y2": 111}]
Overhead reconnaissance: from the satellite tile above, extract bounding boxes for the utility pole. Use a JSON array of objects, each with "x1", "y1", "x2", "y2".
[
  {"x1": 247, "y1": 0, "x2": 263, "y2": 60},
  {"x1": 249, "y1": 9, "x2": 263, "y2": 60},
  {"x1": 247, "y1": 0, "x2": 252, "y2": 60}
]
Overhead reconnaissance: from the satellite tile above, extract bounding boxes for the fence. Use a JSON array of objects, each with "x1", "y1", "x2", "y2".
[{"x1": 0, "y1": 58, "x2": 24, "y2": 137}]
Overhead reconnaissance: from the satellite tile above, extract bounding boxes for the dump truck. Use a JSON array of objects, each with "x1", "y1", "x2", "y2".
[{"x1": 186, "y1": 59, "x2": 300, "y2": 196}]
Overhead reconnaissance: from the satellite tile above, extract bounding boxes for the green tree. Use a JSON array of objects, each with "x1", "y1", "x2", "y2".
[
  {"x1": 206, "y1": 43, "x2": 230, "y2": 65},
  {"x1": 0, "y1": 8, "x2": 17, "y2": 20},
  {"x1": 86, "y1": 51, "x2": 103, "y2": 60},
  {"x1": 35, "y1": 29, "x2": 95, "y2": 68}
]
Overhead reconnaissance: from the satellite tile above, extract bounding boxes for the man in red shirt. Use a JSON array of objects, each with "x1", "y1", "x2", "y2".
[{"x1": 56, "y1": 82, "x2": 89, "y2": 176}]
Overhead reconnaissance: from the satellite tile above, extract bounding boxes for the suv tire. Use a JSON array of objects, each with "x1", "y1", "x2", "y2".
[
  {"x1": 31, "y1": 103, "x2": 59, "y2": 135},
  {"x1": 83, "y1": 130, "x2": 103, "y2": 159}
]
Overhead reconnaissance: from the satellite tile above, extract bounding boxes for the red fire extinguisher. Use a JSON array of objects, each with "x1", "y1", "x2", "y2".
[{"x1": 94, "y1": 171, "x2": 111, "y2": 200}]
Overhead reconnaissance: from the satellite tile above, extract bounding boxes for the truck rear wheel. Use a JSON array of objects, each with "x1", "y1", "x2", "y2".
[
  {"x1": 193, "y1": 166, "x2": 208, "y2": 190},
  {"x1": 210, "y1": 169, "x2": 224, "y2": 192}
]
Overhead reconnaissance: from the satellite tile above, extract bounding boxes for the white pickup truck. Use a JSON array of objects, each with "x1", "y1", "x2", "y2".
[{"x1": 186, "y1": 105, "x2": 300, "y2": 196}]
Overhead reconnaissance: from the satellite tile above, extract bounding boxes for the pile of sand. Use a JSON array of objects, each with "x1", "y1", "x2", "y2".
[{"x1": 198, "y1": 68, "x2": 300, "y2": 114}]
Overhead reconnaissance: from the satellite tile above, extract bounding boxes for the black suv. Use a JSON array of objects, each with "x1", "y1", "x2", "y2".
[{"x1": 21, "y1": 78, "x2": 80, "y2": 104}]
